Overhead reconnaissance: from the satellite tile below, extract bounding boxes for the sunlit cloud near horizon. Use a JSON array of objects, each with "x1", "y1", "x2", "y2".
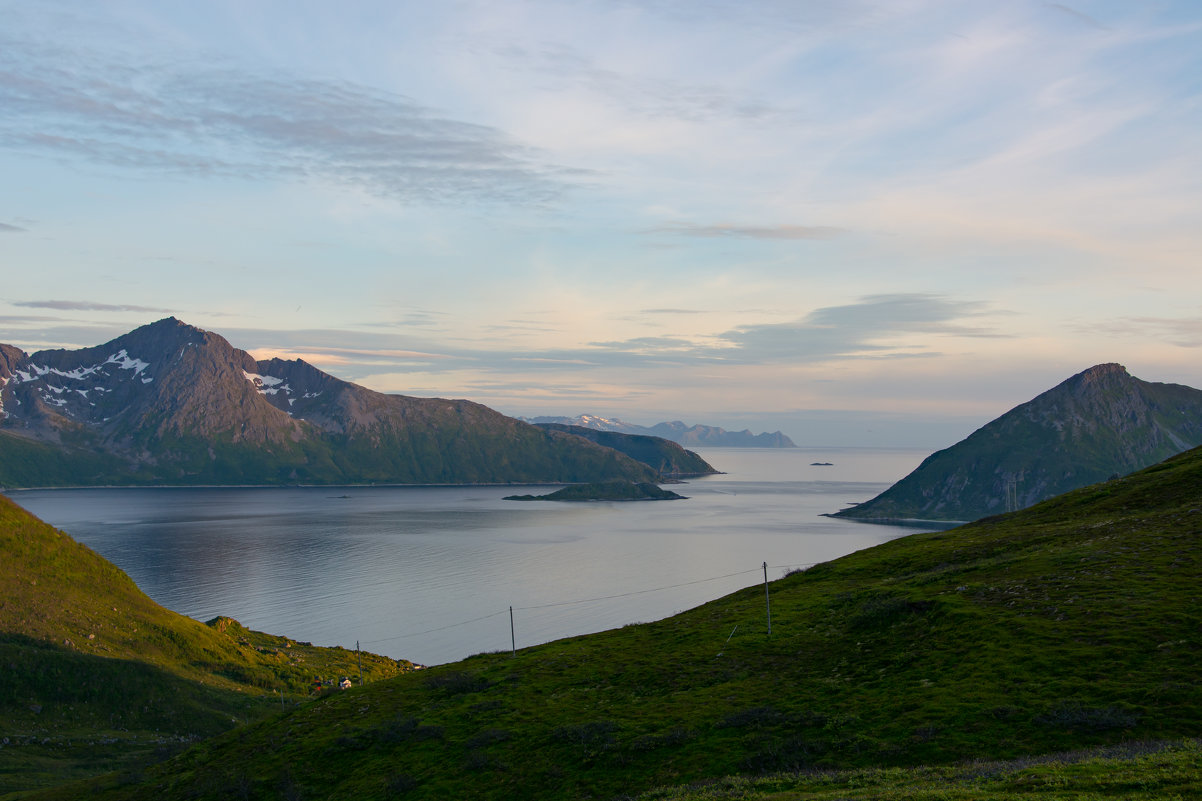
[{"x1": 1, "y1": 0, "x2": 1199, "y2": 447}]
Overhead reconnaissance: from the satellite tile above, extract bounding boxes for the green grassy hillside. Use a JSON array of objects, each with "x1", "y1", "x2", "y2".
[
  {"x1": 0, "y1": 494, "x2": 414, "y2": 796},
  {"x1": 39, "y1": 446, "x2": 1202, "y2": 800},
  {"x1": 638, "y1": 739, "x2": 1202, "y2": 800}
]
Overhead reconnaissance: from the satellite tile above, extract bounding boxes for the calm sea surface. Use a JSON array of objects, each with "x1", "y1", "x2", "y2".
[{"x1": 10, "y1": 448, "x2": 933, "y2": 666}]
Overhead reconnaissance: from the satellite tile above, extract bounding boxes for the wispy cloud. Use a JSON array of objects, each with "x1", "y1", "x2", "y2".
[
  {"x1": 285, "y1": 346, "x2": 458, "y2": 362},
  {"x1": 13, "y1": 300, "x2": 175, "y2": 313},
  {"x1": 1090, "y1": 315, "x2": 1202, "y2": 348},
  {"x1": 0, "y1": 221, "x2": 26, "y2": 232},
  {"x1": 221, "y1": 293, "x2": 1001, "y2": 383},
  {"x1": 1044, "y1": 3, "x2": 1109, "y2": 31},
  {"x1": 644, "y1": 222, "x2": 841, "y2": 239},
  {"x1": 359, "y1": 310, "x2": 452, "y2": 331},
  {"x1": 713, "y1": 294, "x2": 1003, "y2": 364},
  {"x1": 482, "y1": 320, "x2": 562, "y2": 335},
  {"x1": 0, "y1": 314, "x2": 68, "y2": 324},
  {"x1": 486, "y1": 41, "x2": 789, "y2": 124},
  {"x1": 0, "y1": 37, "x2": 575, "y2": 205}
]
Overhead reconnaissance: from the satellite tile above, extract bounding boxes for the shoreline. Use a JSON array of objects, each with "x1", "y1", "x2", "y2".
[
  {"x1": 822, "y1": 512, "x2": 964, "y2": 530},
  {"x1": 2, "y1": 477, "x2": 714, "y2": 493}
]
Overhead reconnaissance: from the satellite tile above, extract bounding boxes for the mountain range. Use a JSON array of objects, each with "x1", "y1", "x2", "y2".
[
  {"x1": 520, "y1": 414, "x2": 796, "y2": 447},
  {"x1": 0, "y1": 319, "x2": 669, "y2": 488},
  {"x1": 834, "y1": 363, "x2": 1202, "y2": 522}
]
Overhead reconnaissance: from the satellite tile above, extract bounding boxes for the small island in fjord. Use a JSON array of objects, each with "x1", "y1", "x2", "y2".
[{"x1": 504, "y1": 479, "x2": 687, "y2": 502}]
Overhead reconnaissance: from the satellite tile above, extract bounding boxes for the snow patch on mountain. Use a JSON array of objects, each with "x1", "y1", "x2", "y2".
[
  {"x1": 105, "y1": 350, "x2": 150, "y2": 375},
  {"x1": 1, "y1": 349, "x2": 156, "y2": 419},
  {"x1": 12, "y1": 350, "x2": 152, "y2": 387},
  {"x1": 243, "y1": 370, "x2": 292, "y2": 397}
]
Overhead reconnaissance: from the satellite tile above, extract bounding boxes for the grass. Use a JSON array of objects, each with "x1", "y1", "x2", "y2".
[
  {"x1": 0, "y1": 494, "x2": 415, "y2": 797},
  {"x1": 18, "y1": 445, "x2": 1200, "y2": 799},
  {"x1": 637, "y1": 740, "x2": 1202, "y2": 800}
]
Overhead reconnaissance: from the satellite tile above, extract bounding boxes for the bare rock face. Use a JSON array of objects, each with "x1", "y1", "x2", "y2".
[
  {"x1": 0, "y1": 318, "x2": 302, "y2": 446},
  {"x1": 0, "y1": 318, "x2": 657, "y2": 487},
  {"x1": 834, "y1": 364, "x2": 1202, "y2": 523}
]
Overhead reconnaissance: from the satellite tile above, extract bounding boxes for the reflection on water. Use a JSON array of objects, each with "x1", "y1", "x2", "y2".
[{"x1": 10, "y1": 447, "x2": 933, "y2": 665}]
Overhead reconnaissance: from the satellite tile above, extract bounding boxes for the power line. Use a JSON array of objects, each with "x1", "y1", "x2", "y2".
[
  {"x1": 359, "y1": 561, "x2": 818, "y2": 651},
  {"x1": 360, "y1": 609, "x2": 508, "y2": 646},
  {"x1": 767, "y1": 562, "x2": 818, "y2": 571},
  {"x1": 514, "y1": 566, "x2": 762, "y2": 611}
]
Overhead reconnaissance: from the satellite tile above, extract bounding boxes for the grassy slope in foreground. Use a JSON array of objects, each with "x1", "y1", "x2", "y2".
[
  {"x1": 0, "y1": 494, "x2": 414, "y2": 796},
  {"x1": 34, "y1": 447, "x2": 1202, "y2": 801},
  {"x1": 639, "y1": 739, "x2": 1202, "y2": 800}
]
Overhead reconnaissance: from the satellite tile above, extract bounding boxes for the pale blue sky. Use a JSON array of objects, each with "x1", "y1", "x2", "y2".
[{"x1": 2, "y1": 1, "x2": 1200, "y2": 446}]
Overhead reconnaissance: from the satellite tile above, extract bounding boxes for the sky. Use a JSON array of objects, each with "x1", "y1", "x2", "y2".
[{"x1": 2, "y1": 0, "x2": 1200, "y2": 447}]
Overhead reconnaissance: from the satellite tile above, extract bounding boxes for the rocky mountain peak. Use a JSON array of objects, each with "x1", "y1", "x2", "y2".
[
  {"x1": 0, "y1": 343, "x2": 25, "y2": 381},
  {"x1": 836, "y1": 363, "x2": 1202, "y2": 522},
  {"x1": 1065, "y1": 362, "x2": 1131, "y2": 395},
  {"x1": 1078, "y1": 362, "x2": 1128, "y2": 379}
]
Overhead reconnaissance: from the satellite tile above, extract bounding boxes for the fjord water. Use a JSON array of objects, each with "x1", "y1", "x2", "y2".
[{"x1": 12, "y1": 448, "x2": 933, "y2": 666}]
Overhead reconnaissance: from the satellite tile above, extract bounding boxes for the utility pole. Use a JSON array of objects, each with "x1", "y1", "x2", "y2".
[
  {"x1": 356, "y1": 640, "x2": 363, "y2": 686},
  {"x1": 763, "y1": 561, "x2": 772, "y2": 636},
  {"x1": 510, "y1": 606, "x2": 516, "y2": 657},
  {"x1": 1004, "y1": 474, "x2": 1022, "y2": 513}
]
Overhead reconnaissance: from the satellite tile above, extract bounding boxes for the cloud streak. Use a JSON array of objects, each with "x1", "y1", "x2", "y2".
[
  {"x1": 0, "y1": 37, "x2": 574, "y2": 205},
  {"x1": 1091, "y1": 315, "x2": 1202, "y2": 348},
  {"x1": 644, "y1": 222, "x2": 842, "y2": 239},
  {"x1": 0, "y1": 221, "x2": 26, "y2": 232},
  {"x1": 14, "y1": 300, "x2": 176, "y2": 313},
  {"x1": 220, "y1": 293, "x2": 1000, "y2": 383},
  {"x1": 715, "y1": 294, "x2": 1003, "y2": 364},
  {"x1": 488, "y1": 41, "x2": 789, "y2": 124}
]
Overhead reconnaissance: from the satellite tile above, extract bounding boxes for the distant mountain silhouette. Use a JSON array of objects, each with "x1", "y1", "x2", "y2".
[
  {"x1": 0, "y1": 318, "x2": 658, "y2": 487},
  {"x1": 834, "y1": 363, "x2": 1202, "y2": 522},
  {"x1": 521, "y1": 414, "x2": 795, "y2": 447}
]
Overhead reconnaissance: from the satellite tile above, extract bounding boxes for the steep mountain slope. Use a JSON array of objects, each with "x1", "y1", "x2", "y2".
[
  {"x1": 52, "y1": 445, "x2": 1202, "y2": 801},
  {"x1": 835, "y1": 363, "x2": 1202, "y2": 522},
  {"x1": 523, "y1": 414, "x2": 797, "y2": 447},
  {"x1": 533, "y1": 422, "x2": 718, "y2": 476},
  {"x1": 0, "y1": 494, "x2": 410, "y2": 795},
  {"x1": 0, "y1": 318, "x2": 657, "y2": 487}
]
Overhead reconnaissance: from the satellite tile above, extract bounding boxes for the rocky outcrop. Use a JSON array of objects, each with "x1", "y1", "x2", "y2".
[{"x1": 504, "y1": 480, "x2": 687, "y2": 502}]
